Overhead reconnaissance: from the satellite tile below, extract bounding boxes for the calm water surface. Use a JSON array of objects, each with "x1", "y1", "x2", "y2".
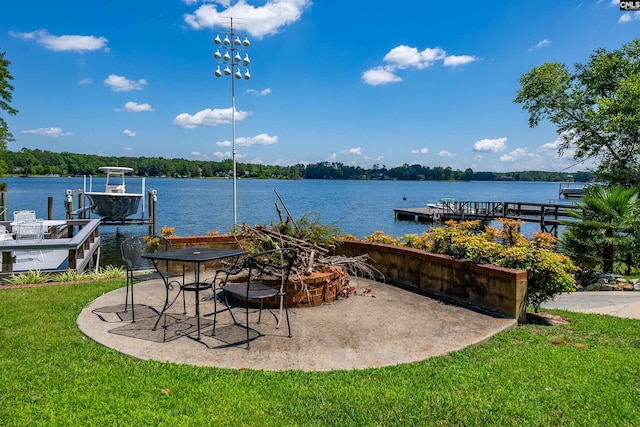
[{"x1": 2, "y1": 177, "x2": 569, "y2": 265}]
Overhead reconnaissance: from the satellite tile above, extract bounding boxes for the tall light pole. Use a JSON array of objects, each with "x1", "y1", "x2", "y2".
[{"x1": 214, "y1": 17, "x2": 251, "y2": 227}]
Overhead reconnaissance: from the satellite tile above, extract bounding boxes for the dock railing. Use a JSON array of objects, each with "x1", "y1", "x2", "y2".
[
  {"x1": 0, "y1": 218, "x2": 101, "y2": 276},
  {"x1": 394, "y1": 201, "x2": 575, "y2": 236}
]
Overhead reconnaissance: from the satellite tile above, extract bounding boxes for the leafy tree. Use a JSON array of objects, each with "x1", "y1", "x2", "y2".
[
  {"x1": 515, "y1": 39, "x2": 640, "y2": 186},
  {"x1": 0, "y1": 50, "x2": 18, "y2": 179},
  {"x1": 560, "y1": 184, "x2": 640, "y2": 274}
]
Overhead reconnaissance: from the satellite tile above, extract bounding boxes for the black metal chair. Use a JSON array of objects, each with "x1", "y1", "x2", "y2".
[
  {"x1": 214, "y1": 248, "x2": 298, "y2": 349},
  {"x1": 121, "y1": 236, "x2": 182, "y2": 322}
]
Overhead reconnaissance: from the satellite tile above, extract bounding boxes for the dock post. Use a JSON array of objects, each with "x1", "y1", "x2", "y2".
[
  {"x1": 0, "y1": 191, "x2": 6, "y2": 221},
  {"x1": 2, "y1": 251, "x2": 12, "y2": 273},
  {"x1": 77, "y1": 191, "x2": 84, "y2": 219},
  {"x1": 48, "y1": 196, "x2": 54, "y2": 220},
  {"x1": 65, "y1": 190, "x2": 73, "y2": 220}
]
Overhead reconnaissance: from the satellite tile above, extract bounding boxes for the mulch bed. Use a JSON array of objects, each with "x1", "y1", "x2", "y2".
[
  {"x1": 0, "y1": 277, "x2": 122, "y2": 290},
  {"x1": 526, "y1": 312, "x2": 570, "y2": 326}
]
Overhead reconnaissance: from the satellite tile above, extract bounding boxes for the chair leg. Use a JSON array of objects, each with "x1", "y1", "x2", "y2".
[
  {"x1": 124, "y1": 278, "x2": 130, "y2": 312},
  {"x1": 211, "y1": 286, "x2": 218, "y2": 337},
  {"x1": 124, "y1": 277, "x2": 136, "y2": 323},
  {"x1": 257, "y1": 300, "x2": 264, "y2": 324},
  {"x1": 245, "y1": 301, "x2": 250, "y2": 349},
  {"x1": 131, "y1": 280, "x2": 135, "y2": 323},
  {"x1": 276, "y1": 294, "x2": 283, "y2": 329},
  {"x1": 222, "y1": 292, "x2": 239, "y2": 325},
  {"x1": 284, "y1": 304, "x2": 291, "y2": 338},
  {"x1": 181, "y1": 263, "x2": 187, "y2": 314}
]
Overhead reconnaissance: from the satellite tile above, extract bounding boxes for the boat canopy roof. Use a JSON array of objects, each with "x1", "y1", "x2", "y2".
[{"x1": 98, "y1": 166, "x2": 134, "y2": 174}]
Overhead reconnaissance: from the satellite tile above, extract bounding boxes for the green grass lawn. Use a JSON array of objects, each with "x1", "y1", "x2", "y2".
[{"x1": 1, "y1": 281, "x2": 639, "y2": 426}]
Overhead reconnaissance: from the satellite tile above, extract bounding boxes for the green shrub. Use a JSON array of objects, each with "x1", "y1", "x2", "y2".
[
  {"x1": 4, "y1": 270, "x2": 52, "y2": 285},
  {"x1": 89, "y1": 265, "x2": 126, "y2": 280},
  {"x1": 364, "y1": 230, "x2": 397, "y2": 245},
  {"x1": 55, "y1": 269, "x2": 87, "y2": 282},
  {"x1": 384, "y1": 219, "x2": 578, "y2": 313}
]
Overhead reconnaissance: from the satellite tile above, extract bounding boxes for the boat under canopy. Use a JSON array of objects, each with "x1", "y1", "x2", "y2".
[{"x1": 84, "y1": 167, "x2": 144, "y2": 221}]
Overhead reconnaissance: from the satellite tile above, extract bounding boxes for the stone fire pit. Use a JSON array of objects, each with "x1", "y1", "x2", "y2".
[
  {"x1": 259, "y1": 267, "x2": 347, "y2": 308},
  {"x1": 227, "y1": 266, "x2": 348, "y2": 308}
]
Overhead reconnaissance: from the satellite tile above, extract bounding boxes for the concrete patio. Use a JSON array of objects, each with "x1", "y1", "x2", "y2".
[{"x1": 77, "y1": 276, "x2": 517, "y2": 371}]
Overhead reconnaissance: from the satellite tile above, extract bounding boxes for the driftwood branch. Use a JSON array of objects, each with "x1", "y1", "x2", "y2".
[
  {"x1": 274, "y1": 190, "x2": 300, "y2": 234},
  {"x1": 319, "y1": 254, "x2": 384, "y2": 281},
  {"x1": 238, "y1": 192, "x2": 381, "y2": 286}
]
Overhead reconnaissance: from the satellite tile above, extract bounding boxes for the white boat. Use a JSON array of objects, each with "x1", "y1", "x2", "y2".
[
  {"x1": 559, "y1": 183, "x2": 589, "y2": 199},
  {"x1": 427, "y1": 198, "x2": 457, "y2": 209},
  {"x1": 84, "y1": 167, "x2": 144, "y2": 221}
]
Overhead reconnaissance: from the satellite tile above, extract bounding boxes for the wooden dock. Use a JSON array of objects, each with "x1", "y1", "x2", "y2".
[
  {"x1": 0, "y1": 218, "x2": 102, "y2": 276},
  {"x1": 394, "y1": 201, "x2": 574, "y2": 236}
]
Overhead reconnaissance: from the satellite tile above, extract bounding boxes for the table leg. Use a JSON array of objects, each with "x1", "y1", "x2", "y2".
[
  {"x1": 153, "y1": 265, "x2": 172, "y2": 330},
  {"x1": 195, "y1": 263, "x2": 201, "y2": 340}
]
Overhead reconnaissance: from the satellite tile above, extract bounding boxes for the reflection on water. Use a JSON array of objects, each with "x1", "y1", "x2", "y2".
[{"x1": 98, "y1": 230, "x2": 129, "y2": 268}]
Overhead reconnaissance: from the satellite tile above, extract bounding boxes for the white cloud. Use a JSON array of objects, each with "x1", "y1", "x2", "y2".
[
  {"x1": 362, "y1": 67, "x2": 401, "y2": 85},
  {"x1": 173, "y1": 107, "x2": 249, "y2": 128},
  {"x1": 79, "y1": 78, "x2": 92, "y2": 85},
  {"x1": 343, "y1": 147, "x2": 363, "y2": 155},
  {"x1": 184, "y1": 0, "x2": 312, "y2": 38},
  {"x1": 214, "y1": 151, "x2": 231, "y2": 159},
  {"x1": 363, "y1": 44, "x2": 477, "y2": 85},
  {"x1": 472, "y1": 137, "x2": 507, "y2": 152},
  {"x1": 191, "y1": 151, "x2": 201, "y2": 156},
  {"x1": 216, "y1": 135, "x2": 276, "y2": 149},
  {"x1": 538, "y1": 140, "x2": 560, "y2": 151},
  {"x1": 104, "y1": 75, "x2": 147, "y2": 92},
  {"x1": 529, "y1": 38, "x2": 551, "y2": 50},
  {"x1": 538, "y1": 131, "x2": 578, "y2": 152},
  {"x1": 116, "y1": 101, "x2": 154, "y2": 112},
  {"x1": 236, "y1": 133, "x2": 278, "y2": 147},
  {"x1": 410, "y1": 148, "x2": 429, "y2": 154},
  {"x1": 123, "y1": 129, "x2": 136, "y2": 137},
  {"x1": 9, "y1": 29, "x2": 108, "y2": 52},
  {"x1": 327, "y1": 153, "x2": 337, "y2": 162},
  {"x1": 439, "y1": 150, "x2": 456, "y2": 157},
  {"x1": 213, "y1": 151, "x2": 245, "y2": 160},
  {"x1": 247, "y1": 88, "x2": 272, "y2": 96},
  {"x1": 443, "y1": 55, "x2": 477, "y2": 67},
  {"x1": 22, "y1": 127, "x2": 73, "y2": 137},
  {"x1": 619, "y1": 11, "x2": 640, "y2": 23},
  {"x1": 499, "y1": 148, "x2": 529, "y2": 162},
  {"x1": 384, "y1": 45, "x2": 446, "y2": 70}
]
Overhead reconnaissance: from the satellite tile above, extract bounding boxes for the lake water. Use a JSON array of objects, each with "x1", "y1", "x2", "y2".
[{"x1": 1, "y1": 177, "x2": 570, "y2": 266}]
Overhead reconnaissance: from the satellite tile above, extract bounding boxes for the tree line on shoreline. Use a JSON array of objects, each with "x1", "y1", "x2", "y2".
[{"x1": 2, "y1": 147, "x2": 593, "y2": 182}]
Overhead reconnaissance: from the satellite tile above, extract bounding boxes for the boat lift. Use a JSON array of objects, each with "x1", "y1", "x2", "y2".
[{"x1": 65, "y1": 186, "x2": 158, "y2": 236}]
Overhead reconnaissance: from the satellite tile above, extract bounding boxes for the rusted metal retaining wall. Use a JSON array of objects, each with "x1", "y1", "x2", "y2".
[{"x1": 336, "y1": 240, "x2": 528, "y2": 323}]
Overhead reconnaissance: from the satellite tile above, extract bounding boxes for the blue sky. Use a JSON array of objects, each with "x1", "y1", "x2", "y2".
[{"x1": 1, "y1": 0, "x2": 639, "y2": 172}]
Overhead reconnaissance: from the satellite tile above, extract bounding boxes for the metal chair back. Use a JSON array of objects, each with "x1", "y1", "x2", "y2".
[
  {"x1": 120, "y1": 236, "x2": 174, "y2": 322},
  {"x1": 216, "y1": 247, "x2": 298, "y2": 348}
]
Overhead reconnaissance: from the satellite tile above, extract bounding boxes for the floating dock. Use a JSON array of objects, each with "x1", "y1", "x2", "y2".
[{"x1": 394, "y1": 201, "x2": 574, "y2": 236}]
